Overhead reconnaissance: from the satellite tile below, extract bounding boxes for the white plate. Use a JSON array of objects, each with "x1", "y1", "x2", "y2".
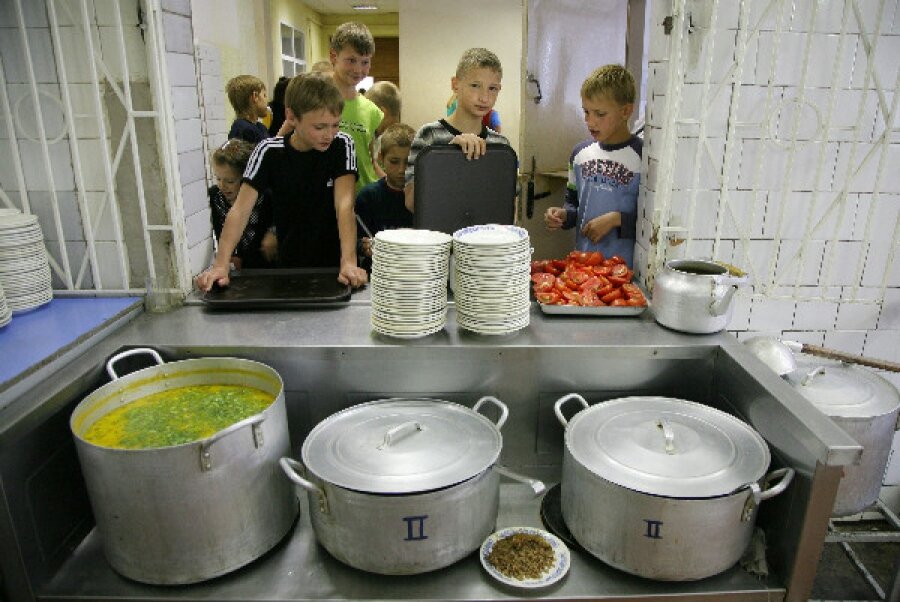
[
  {"x1": 453, "y1": 224, "x2": 529, "y2": 246},
  {"x1": 375, "y1": 229, "x2": 452, "y2": 247},
  {"x1": 480, "y1": 526, "x2": 570, "y2": 589}
]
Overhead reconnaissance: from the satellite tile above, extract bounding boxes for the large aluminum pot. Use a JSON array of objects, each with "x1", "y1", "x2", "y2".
[
  {"x1": 786, "y1": 357, "x2": 900, "y2": 516},
  {"x1": 652, "y1": 259, "x2": 748, "y2": 333},
  {"x1": 70, "y1": 348, "x2": 298, "y2": 585},
  {"x1": 554, "y1": 394, "x2": 794, "y2": 581},
  {"x1": 280, "y1": 396, "x2": 537, "y2": 575}
]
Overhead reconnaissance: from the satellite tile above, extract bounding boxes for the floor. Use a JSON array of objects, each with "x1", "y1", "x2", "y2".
[{"x1": 810, "y1": 510, "x2": 900, "y2": 601}]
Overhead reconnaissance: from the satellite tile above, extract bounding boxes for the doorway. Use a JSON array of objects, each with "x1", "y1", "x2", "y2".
[{"x1": 520, "y1": 0, "x2": 629, "y2": 260}]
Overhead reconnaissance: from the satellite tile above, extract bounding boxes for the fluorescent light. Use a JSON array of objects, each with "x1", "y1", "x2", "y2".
[{"x1": 353, "y1": 4, "x2": 378, "y2": 10}]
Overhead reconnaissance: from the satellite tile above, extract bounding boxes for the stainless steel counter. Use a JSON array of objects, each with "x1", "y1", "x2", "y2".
[{"x1": 0, "y1": 300, "x2": 862, "y2": 602}]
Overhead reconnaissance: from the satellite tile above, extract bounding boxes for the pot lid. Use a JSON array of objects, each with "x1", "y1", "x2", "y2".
[
  {"x1": 786, "y1": 357, "x2": 900, "y2": 418},
  {"x1": 565, "y1": 397, "x2": 770, "y2": 498},
  {"x1": 301, "y1": 398, "x2": 502, "y2": 494}
]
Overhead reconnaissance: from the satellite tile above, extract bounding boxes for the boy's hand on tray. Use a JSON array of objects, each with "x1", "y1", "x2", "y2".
[
  {"x1": 196, "y1": 265, "x2": 230, "y2": 292},
  {"x1": 451, "y1": 133, "x2": 487, "y2": 160},
  {"x1": 339, "y1": 261, "x2": 368, "y2": 289}
]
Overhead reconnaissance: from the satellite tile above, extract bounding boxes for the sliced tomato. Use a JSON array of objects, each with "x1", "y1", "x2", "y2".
[
  {"x1": 611, "y1": 298, "x2": 629, "y2": 306},
  {"x1": 533, "y1": 280, "x2": 554, "y2": 293},
  {"x1": 581, "y1": 290, "x2": 602, "y2": 306},
  {"x1": 567, "y1": 251, "x2": 589, "y2": 265},
  {"x1": 531, "y1": 259, "x2": 550, "y2": 274},
  {"x1": 579, "y1": 276, "x2": 604, "y2": 293},
  {"x1": 592, "y1": 265, "x2": 612, "y2": 276},
  {"x1": 608, "y1": 255, "x2": 626, "y2": 265},
  {"x1": 626, "y1": 297, "x2": 647, "y2": 306},
  {"x1": 585, "y1": 251, "x2": 604, "y2": 266},
  {"x1": 608, "y1": 264, "x2": 632, "y2": 285},
  {"x1": 565, "y1": 269, "x2": 589, "y2": 286},
  {"x1": 551, "y1": 259, "x2": 568, "y2": 271},
  {"x1": 596, "y1": 283, "x2": 614, "y2": 298},
  {"x1": 531, "y1": 272, "x2": 555, "y2": 286},
  {"x1": 621, "y1": 283, "x2": 642, "y2": 298},
  {"x1": 601, "y1": 288, "x2": 623, "y2": 304},
  {"x1": 561, "y1": 289, "x2": 582, "y2": 304},
  {"x1": 535, "y1": 291, "x2": 561, "y2": 305}
]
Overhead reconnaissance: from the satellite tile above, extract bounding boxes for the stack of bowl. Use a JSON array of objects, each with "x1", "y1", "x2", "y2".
[
  {"x1": 0, "y1": 209, "x2": 53, "y2": 313},
  {"x1": 0, "y1": 280, "x2": 11, "y2": 328},
  {"x1": 452, "y1": 224, "x2": 531, "y2": 335},
  {"x1": 370, "y1": 229, "x2": 452, "y2": 338}
]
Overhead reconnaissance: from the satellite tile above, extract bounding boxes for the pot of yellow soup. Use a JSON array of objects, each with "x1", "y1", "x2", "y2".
[{"x1": 70, "y1": 348, "x2": 297, "y2": 585}]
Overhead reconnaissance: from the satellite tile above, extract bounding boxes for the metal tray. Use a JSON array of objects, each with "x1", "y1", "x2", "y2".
[
  {"x1": 538, "y1": 301, "x2": 647, "y2": 316},
  {"x1": 201, "y1": 268, "x2": 351, "y2": 309}
]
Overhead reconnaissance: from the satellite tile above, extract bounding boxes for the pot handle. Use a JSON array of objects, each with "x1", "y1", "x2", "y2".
[
  {"x1": 199, "y1": 414, "x2": 267, "y2": 471},
  {"x1": 554, "y1": 393, "x2": 589, "y2": 427},
  {"x1": 473, "y1": 396, "x2": 509, "y2": 430},
  {"x1": 105, "y1": 347, "x2": 164, "y2": 380},
  {"x1": 740, "y1": 467, "x2": 795, "y2": 522},
  {"x1": 377, "y1": 421, "x2": 422, "y2": 449},
  {"x1": 493, "y1": 464, "x2": 546, "y2": 496},
  {"x1": 280, "y1": 457, "x2": 329, "y2": 514}
]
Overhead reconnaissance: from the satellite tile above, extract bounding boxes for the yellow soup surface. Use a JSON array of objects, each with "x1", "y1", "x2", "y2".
[{"x1": 83, "y1": 384, "x2": 274, "y2": 449}]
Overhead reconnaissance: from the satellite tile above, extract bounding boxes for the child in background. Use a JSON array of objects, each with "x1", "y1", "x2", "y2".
[
  {"x1": 366, "y1": 81, "x2": 401, "y2": 135},
  {"x1": 311, "y1": 60, "x2": 334, "y2": 74},
  {"x1": 404, "y1": 48, "x2": 510, "y2": 212},
  {"x1": 355, "y1": 123, "x2": 415, "y2": 270},
  {"x1": 329, "y1": 22, "x2": 383, "y2": 192},
  {"x1": 226, "y1": 75, "x2": 270, "y2": 144},
  {"x1": 267, "y1": 76, "x2": 291, "y2": 136},
  {"x1": 544, "y1": 65, "x2": 641, "y2": 268},
  {"x1": 196, "y1": 74, "x2": 367, "y2": 291},
  {"x1": 208, "y1": 139, "x2": 276, "y2": 270}
]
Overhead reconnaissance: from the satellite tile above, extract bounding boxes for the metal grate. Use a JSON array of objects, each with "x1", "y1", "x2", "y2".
[
  {"x1": 648, "y1": 0, "x2": 899, "y2": 306},
  {"x1": 0, "y1": 0, "x2": 189, "y2": 296}
]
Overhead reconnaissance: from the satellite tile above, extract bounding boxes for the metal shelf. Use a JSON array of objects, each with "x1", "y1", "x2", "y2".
[{"x1": 813, "y1": 500, "x2": 900, "y2": 602}]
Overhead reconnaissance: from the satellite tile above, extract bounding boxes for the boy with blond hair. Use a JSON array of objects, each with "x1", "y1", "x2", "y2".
[
  {"x1": 544, "y1": 64, "x2": 641, "y2": 268},
  {"x1": 329, "y1": 22, "x2": 383, "y2": 192},
  {"x1": 403, "y1": 47, "x2": 510, "y2": 211},
  {"x1": 356, "y1": 123, "x2": 415, "y2": 268},
  {"x1": 196, "y1": 74, "x2": 367, "y2": 291},
  {"x1": 365, "y1": 81, "x2": 401, "y2": 135},
  {"x1": 225, "y1": 74, "x2": 270, "y2": 144}
]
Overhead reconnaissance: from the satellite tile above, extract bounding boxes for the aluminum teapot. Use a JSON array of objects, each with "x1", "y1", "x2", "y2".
[{"x1": 652, "y1": 259, "x2": 748, "y2": 334}]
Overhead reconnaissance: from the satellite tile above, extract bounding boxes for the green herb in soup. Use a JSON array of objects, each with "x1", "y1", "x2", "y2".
[{"x1": 83, "y1": 385, "x2": 274, "y2": 449}]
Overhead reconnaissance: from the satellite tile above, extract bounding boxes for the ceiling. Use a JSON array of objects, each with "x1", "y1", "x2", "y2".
[{"x1": 300, "y1": 0, "x2": 400, "y2": 14}]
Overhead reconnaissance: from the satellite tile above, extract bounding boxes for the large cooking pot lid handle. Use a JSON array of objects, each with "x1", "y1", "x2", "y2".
[
  {"x1": 280, "y1": 457, "x2": 329, "y2": 514},
  {"x1": 105, "y1": 347, "x2": 164, "y2": 380},
  {"x1": 377, "y1": 421, "x2": 423, "y2": 449},
  {"x1": 473, "y1": 396, "x2": 509, "y2": 430},
  {"x1": 554, "y1": 393, "x2": 589, "y2": 427}
]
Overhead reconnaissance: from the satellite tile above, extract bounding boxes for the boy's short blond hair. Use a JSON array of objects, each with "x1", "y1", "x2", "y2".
[
  {"x1": 310, "y1": 60, "x2": 334, "y2": 74},
  {"x1": 455, "y1": 48, "x2": 503, "y2": 79},
  {"x1": 284, "y1": 73, "x2": 344, "y2": 118},
  {"x1": 330, "y1": 22, "x2": 375, "y2": 56},
  {"x1": 365, "y1": 81, "x2": 401, "y2": 117},
  {"x1": 581, "y1": 64, "x2": 635, "y2": 105},
  {"x1": 378, "y1": 123, "x2": 414, "y2": 155},
  {"x1": 226, "y1": 75, "x2": 266, "y2": 114},
  {"x1": 211, "y1": 138, "x2": 255, "y2": 172}
]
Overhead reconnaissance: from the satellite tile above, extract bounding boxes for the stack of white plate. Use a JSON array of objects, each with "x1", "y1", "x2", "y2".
[
  {"x1": 453, "y1": 224, "x2": 531, "y2": 335},
  {"x1": 0, "y1": 210, "x2": 53, "y2": 313},
  {"x1": 370, "y1": 229, "x2": 452, "y2": 338},
  {"x1": 0, "y1": 280, "x2": 11, "y2": 328}
]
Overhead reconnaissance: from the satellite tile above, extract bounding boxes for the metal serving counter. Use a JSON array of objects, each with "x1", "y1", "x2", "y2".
[{"x1": 0, "y1": 300, "x2": 862, "y2": 602}]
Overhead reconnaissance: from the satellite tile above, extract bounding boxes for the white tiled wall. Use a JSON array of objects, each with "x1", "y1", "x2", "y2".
[{"x1": 639, "y1": 0, "x2": 900, "y2": 394}]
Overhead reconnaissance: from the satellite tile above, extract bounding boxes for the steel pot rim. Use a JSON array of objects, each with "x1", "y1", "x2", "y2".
[{"x1": 71, "y1": 351, "x2": 284, "y2": 452}]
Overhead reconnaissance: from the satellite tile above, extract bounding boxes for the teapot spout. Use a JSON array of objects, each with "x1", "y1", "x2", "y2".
[{"x1": 709, "y1": 285, "x2": 738, "y2": 317}]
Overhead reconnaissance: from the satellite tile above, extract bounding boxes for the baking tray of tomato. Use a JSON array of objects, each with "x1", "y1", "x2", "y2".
[
  {"x1": 531, "y1": 252, "x2": 649, "y2": 316},
  {"x1": 537, "y1": 299, "x2": 648, "y2": 316}
]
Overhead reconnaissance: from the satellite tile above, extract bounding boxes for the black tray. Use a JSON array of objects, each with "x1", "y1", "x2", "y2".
[
  {"x1": 201, "y1": 268, "x2": 351, "y2": 309},
  {"x1": 413, "y1": 143, "x2": 517, "y2": 234}
]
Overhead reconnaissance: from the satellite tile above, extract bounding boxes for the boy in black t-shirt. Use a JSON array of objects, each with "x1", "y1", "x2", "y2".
[{"x1": 196, "y1": 74, "x2": 368, "y2": 291}]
